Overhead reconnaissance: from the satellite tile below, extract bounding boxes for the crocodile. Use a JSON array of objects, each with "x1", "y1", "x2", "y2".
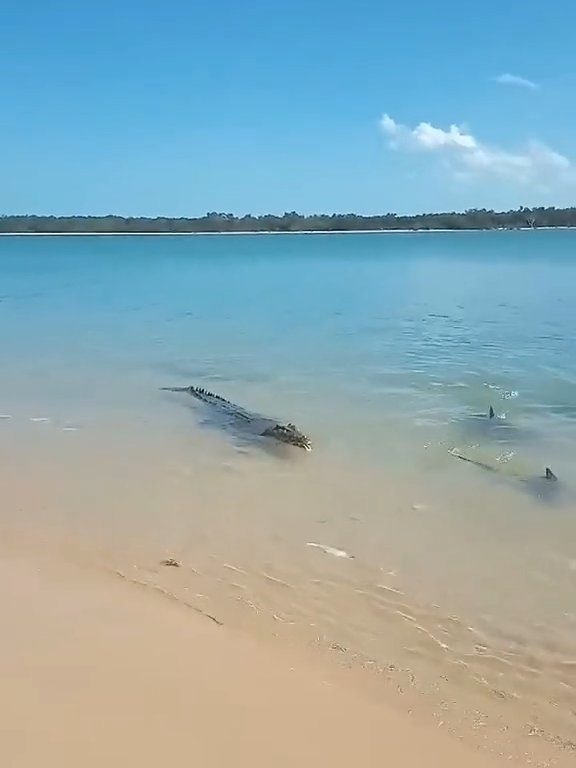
[{"x1": 162, "y1": 386, "x2": 312, "y2": 451}]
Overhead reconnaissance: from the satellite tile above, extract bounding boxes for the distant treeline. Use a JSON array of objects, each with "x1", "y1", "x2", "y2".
[{"x1": 2, "y1": 207, "x2": 576, "y2": 233}]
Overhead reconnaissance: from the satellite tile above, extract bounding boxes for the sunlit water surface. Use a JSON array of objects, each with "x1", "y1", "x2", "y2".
[{"x1": 1, "y1": 231, "x2": 575, "y2": 756}]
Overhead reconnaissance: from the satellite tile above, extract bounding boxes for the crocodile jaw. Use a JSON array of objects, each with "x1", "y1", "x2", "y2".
[{"x1": 263, "y1": 424, "x2": 312, "y2": 451}]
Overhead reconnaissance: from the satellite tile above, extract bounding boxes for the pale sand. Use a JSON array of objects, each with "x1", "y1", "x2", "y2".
[{"x1": 0, "y1": 551, "x2": 508, "y2": 768}]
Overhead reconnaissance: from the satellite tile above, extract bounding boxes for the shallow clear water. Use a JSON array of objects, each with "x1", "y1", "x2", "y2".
[{"x1": 1, "y1": 231, "x2": 576, "y2": 750}]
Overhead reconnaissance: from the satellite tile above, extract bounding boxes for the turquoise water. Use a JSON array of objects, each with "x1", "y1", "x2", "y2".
[
  {"x1": 2, "y1": 231, "x2": 576, "y2": 445},
  {"x1": 1, "y1": 231, "x2": 576, "y2": 753}
]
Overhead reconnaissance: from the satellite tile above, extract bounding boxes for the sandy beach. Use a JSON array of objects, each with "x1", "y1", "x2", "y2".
[{"x1": 0, "y1": 542, "x2": 520, "y2": 768}]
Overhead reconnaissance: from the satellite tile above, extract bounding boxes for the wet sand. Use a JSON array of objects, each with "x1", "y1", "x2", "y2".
[
  {"x1": 0, "y1": 547, "x2": 511, "y2": 768},
  {"x1": 1, "y1": 423, "x2": 575, "y2": 767}
]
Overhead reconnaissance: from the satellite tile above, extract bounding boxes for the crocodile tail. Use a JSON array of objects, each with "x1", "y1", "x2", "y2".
[{"x1": 192, "y1": 387, "x2": 231, "y2": 405}]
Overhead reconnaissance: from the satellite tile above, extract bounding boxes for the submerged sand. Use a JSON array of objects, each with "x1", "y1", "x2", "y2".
[{"x1": 0, "y1": 547, "x2": 517, "y2": 768}]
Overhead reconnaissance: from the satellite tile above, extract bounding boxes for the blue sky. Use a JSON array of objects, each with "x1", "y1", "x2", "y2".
[{"x1": 1, "y1": 0, "x2": 575, "y2": 216}]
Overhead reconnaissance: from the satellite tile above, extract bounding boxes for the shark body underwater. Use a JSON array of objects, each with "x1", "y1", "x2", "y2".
[{"x1": 450, "y1": 407, "x2": 560, "y2": 502}]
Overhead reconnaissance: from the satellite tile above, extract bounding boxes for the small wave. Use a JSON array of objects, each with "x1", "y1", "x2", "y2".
[
  {"x1": 306, "y1": 542, "x2": 354, "y2": 559},
  {"x1": 222, "y1": 563, "x2": 247, "y2": 575},
  {"x1": 261, "y1": 572, "x2": 294, "y2": 589},
  {"x1": 496, "y1": 451, "x2": 515, "y2": 463},
  {"x1": 377, "y1": 583, "x2": 405, "y2": 596}
]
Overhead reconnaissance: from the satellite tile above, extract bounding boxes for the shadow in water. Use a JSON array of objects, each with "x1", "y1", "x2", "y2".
[
  {"x1": 162, "y1": 388, "x2": 309, "y2": 459},
  {"x1": 449, "y1": 449, "x2": 566, "y2": 507},
  {"x1": 451, "y1": 408, "x2": 538, "y2": 446}
]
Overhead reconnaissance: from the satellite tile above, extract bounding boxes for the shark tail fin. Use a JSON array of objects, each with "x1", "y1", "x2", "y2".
[{"x1": 489, "y1": 406, "x2": 495, "y2": 419}]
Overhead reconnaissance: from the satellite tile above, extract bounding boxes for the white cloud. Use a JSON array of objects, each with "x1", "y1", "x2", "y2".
[
  {"x1": 380, "y1": 114, "x2": 573, "y2": 186},
  {"x1": 494, "y1": 73, "x2": 539, "y2": 90}
]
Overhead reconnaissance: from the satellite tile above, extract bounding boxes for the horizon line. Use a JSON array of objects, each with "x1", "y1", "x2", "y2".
[{"x1": 1, "y1": 205, "x2": 574, "y2": 220}]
